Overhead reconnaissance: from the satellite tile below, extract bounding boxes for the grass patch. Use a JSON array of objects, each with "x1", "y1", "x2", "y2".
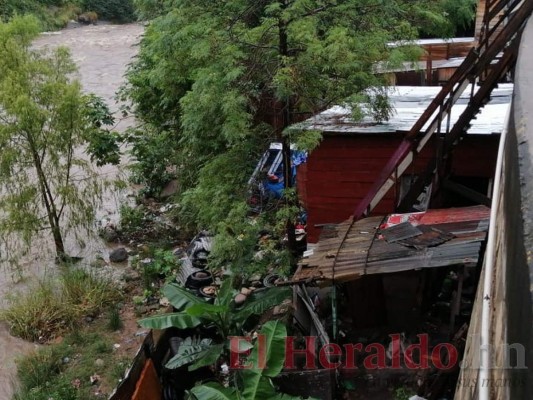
[
  {"x1": 13, "y1": 329, "x2": 129, "y2": 400},
  {"x1": 1, "y1": 268, "x2": 122, "y2": 342},
  {"x1": 15, "y1": 345, "x2": 68, "y2": 392},
  {"x1": 106, "y1": 307, "x2": 123, "y2": 331}
]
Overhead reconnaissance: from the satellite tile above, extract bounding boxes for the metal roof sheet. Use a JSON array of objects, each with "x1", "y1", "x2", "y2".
[
  {"x1": 292, "y1": 205, "x2": 490, "y2": 283},
  {"x1": 388, "y1": 37, "x2": 476, "y2": 47},
  {"x1": 296, "y1": 84, "x2": 512, "y2": 135},
  {"x1": 395, "y1": 225, "x2": 455, "y2": 249},
  {"x1": 381, "y1": 221, "x2": 423, "y2": 243}
]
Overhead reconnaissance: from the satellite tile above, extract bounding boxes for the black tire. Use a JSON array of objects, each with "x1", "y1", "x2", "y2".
[
  {"x1": 263, "y1": 273, "x2": 282, "y2": 287},
  {"x1": 185, "y1": 270, "x2": 213, "y2": 289}
]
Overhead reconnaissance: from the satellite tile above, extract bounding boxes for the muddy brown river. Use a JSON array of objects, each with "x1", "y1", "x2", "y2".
[{"x1": 0, "y1": 23, "x2": 144, "y2": 399}]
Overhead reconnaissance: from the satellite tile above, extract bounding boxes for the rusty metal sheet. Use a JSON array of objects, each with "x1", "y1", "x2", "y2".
[
  {"x1": 396, "y1": 225, "x2": 455, "y2": 248},
  {"x1": 293, "y1": 206, "x2": 489, "y2": 283},
  {"x1": 380, "y1": 221, "x2": 423, "y2": 243}
]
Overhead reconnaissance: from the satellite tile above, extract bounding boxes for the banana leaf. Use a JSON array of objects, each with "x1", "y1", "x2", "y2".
[
  {"x1": 165, "y1": 336, "x2": 224, "y2": 371},
  {"x1": 241, "y1": 320, "x2": 287, "y2": 399},
  {"x1": 138, "y1": 311, "x2": 202, "y2": 330},
  {"x1": 234, "y1": 287, "x2": 291, "y2": 324},
  {"x1": 164, "y1": 283, "x2": 206, "y2": 310},
  {"x1": 189, "y1": 382, "x2": 237, "y2": 400},
  {"x1": 186, "y1": 303, "x2": 229, "y2": 317}
]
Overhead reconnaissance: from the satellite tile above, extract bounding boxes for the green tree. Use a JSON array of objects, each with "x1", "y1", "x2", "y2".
[
  {"x1": 125, "y1": 0, "x2": 469, "y2": 262},
  {"x1": 81, "y1": 0, "x2": 136, "y2": 23},
  {"x1": 0, "y1": 16, "x2": 119, "y2": 265},
  {"x1": 442, "y1": 0, "x2": 477, "y2": 35}
]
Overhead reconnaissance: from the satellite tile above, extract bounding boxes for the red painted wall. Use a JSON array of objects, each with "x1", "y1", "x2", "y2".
[{"x1": 298, "y1": 134, "x2": 499, "y2": 243}]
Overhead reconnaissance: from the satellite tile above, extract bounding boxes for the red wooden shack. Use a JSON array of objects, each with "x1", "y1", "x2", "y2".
[
  {"x1": 296, "y1": 84, "x2": 511, "y2": 243},
  {"x1": 386, "y1": 37, "x2": 476, "y2": 86}
]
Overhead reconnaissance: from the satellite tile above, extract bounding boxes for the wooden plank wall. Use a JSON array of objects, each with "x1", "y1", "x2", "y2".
[
  {"x1": 451, "y1": 135, "x2": 500, "y2": 177},
  {"x1": 420, "y1": 42, "x2": 474, "y2": 61},
  {"x1": 299, "y1": 135, "x2": 425, "y2": 242},
  {"x1": 476, "y1": 0, "x2": 487, "y2": 39},
  {"x1": 298, "y1": 134, "x2": 499, "y2": 243},
  {"x1": 475, "y1": 0, "x2": 505, "y2": 41}
]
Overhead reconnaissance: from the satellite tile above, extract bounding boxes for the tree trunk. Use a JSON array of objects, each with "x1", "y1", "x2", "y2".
[
  {"x1": 28, "y1": 138, "x2": 67, "y2": 262},
  {"x1": 51, "y1": 222, "x2": 67, "y2": 262},
  {"x1": 279, "y1": 4, "x2": 297, "y2": 259}
]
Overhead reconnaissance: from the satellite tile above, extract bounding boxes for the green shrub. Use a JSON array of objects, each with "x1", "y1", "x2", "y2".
[
  {"x1": 81, "y1": 0, "x2": 136, "y2": 22},
  {"x1": 61, "y1": 268, "x2": 121, "y2": 317},
  {"x1": 132, "y1": 247, "x2": 180, "y2": 290},
  {"x1": 1, "y1": 281, "x2": 71, "y2": 341},
  {"x1": 126, "y1": 128, "x2": 177, "y2": 197},
  {"x1": 14, "y1": 378, "x2": 78, "y2": 400},
  {"x1": 145, "y1": 248, "x2": 180, "y2": 278},
  {"x1": 0, "y1": 1, "x2": 80, "y2": 30},
  {"x1": 15, "y1": 345, "x2": 67, "y2": 392},
  {"x1": 0, "y1": 0, "x2": 39, "y2": 19},
  {"x1": 1, "y1": 268, "x2": 121, "y2": 341},
  {"x1": 106, "y1": 306, "x2": 123, "y2": 331},
  {"x1": 119, "y1": 204, "x2": 145, "y2": 235},
  {"x1": 1, "y1": 1, "x2": 136, "y2": 28},
  {"x1": 14, "y1": 330, "x2": 118, "y2": 400},
  {"x1": 13, "y1": 341, "x2": 78, "y2": 399}
]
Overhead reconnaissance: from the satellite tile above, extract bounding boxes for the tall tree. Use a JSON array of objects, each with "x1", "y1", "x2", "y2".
[
  {"x1": 0, "y1": 16, "x2": 120, "y2": 265},
  {"x1": 126, "y1": 0, "x2": 467, "y2": 265}
]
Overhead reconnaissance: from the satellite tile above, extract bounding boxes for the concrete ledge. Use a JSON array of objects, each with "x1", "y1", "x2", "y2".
[{"x1": 508, "y1": 13, "x2": 533, "y2": 398}]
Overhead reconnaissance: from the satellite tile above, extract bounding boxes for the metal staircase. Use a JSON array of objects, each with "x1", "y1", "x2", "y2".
[{"x1": 352, "y1": 0, "x2": 533, "y2": 220}]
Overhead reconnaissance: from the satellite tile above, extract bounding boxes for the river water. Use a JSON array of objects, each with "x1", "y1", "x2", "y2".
[{"x1": 0, "y1": 23, "x2": 144, "y2": 399}]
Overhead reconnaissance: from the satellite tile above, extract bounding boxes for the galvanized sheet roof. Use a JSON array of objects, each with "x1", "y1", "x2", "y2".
[
  {"x1": 388, "y1": 37, "x2": 476, "y2": 47},
  {"x1": 296, "y1": 84, "x2": 512, "y2": 135},
  {"x1": 293, "y1": 205, "x2": 490, "y2": 283}
]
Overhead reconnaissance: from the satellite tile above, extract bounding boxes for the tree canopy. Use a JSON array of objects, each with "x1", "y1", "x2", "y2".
[
  {"x1": 0, "y1": 15, "x2": 119, "y2": 266},
  {"x1": 125, "y1": 0, "x2": 476, "y2": 269}
]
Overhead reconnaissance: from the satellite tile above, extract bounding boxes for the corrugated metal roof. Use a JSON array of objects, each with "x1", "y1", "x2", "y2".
[
  {"x1": 375, "y1": 57, "x2": 500, "y2": 74},
  {"x1": 388, "y1": 37, "x2": 476, "y2": 47},
  {"x1": 381, "y1": 221, "x2": 423, "y2": 243},
  {"x1": 292, "y1": 205, "x2": 490, "y2": 283},
  {"x1": 395, "y1": 225, "x2": 455, "y2": 249},
  {"x1": 295, "y1": 84, "x2": 512, "y2": 135}
]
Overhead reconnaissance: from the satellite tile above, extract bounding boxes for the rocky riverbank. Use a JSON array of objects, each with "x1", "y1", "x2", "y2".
[{"x1": 0, "y1": 22, "x2": 144, "y2": 400}]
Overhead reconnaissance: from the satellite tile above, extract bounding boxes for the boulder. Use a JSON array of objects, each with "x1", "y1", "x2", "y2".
[
  {"x1": 122, "y1": 269, "x2": 140, "y2": 282},
  {"x1": 109, "y1": 247, "x2": 128, "y2": 263},
  {"x1": 234, "y1": 293, "x2": 247, "y2": 305},
  {"x1": 101, "y1": 226, "x2": 118, "y2": 243},
  {"x1": 90, "y1": 256, "x2": 107, "y2": 268},
  {"x1": 78, "y1": 12, "x2": 98, "y2": 25}
]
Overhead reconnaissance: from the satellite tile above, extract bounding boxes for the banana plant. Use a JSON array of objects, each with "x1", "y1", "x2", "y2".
[
  {"x1": 138, "y1": 278, "x2": 291, "y2": 371},
  {"x1": 188, "y1": 320, "x2": 313, "y2": 400}
]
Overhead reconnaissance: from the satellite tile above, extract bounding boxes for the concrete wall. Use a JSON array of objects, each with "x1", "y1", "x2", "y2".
[{"x1": 455, "y1": 15, "x2": 533, "y2": 400}]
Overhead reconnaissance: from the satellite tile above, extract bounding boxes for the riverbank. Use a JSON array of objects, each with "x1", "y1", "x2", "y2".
[
  {"x1": 1, "y1": 1, "x2": 136, "y2": 31},
  {"x1": 0, "y1": 22, "x2": 144, "y2": 400}
]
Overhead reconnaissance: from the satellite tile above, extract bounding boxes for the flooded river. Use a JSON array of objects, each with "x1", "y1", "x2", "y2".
[{"x1": 0, "y1": 23, "x2": 144, "y2": 399}]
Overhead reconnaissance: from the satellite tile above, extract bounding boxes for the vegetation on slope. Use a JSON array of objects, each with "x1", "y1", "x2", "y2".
[
  {"x1": 122, "y1": 0, "x2": 477, "y2": 272},
  {"x1": 13, "y1": 327, "x2": 131, "y2": 400},
  {"x1": 1, "y1": 268, "x2": 122, "y2": 342},
  {"x1": 0, "y1": 0, "x2": 136, "y2": 29}
]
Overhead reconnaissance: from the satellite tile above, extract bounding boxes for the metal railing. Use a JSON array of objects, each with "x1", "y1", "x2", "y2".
[{"x1": 352, "y1": 0, "x2": 533, "y2": 220}]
